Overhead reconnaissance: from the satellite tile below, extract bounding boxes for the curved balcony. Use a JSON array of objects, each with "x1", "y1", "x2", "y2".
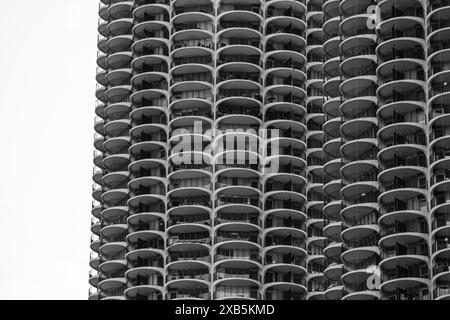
[
  {"x1": 172, "y1": 0, "x2": 214, "y2": 17},
  {"x1": 263, "y1": 264, "x2": 307, "y2": 300},
  {"x1": 167, "y1": 242, "x2": 211, "y2": 273},
  {"x1": 167, "y1": 257, "x2": 210, "y2": 287},
  {"x1": 379, "y1": 253, "x2": 431, "y2": 300}
]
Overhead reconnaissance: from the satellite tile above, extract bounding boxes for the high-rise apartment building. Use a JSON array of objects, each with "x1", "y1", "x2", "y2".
[{"x1": 90, "y1": 0, "x2": 450, "y2": 300}]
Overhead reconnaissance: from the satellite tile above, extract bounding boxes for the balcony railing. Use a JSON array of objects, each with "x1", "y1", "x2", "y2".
[
  {"x1": 433, "y1": 239, "x2": 450, "y2": 253},
  {"x1": 167, "y1": 272, "x2": 210, "y2": 282},
  {"x1": 173, "y1": 5, "x2": 213, "y2": 16},
  {"x1": 168, "y1": 289, "x2": 210, "y2": 300},
  {"x1": 380, "y1": 221, "x2": 428, "y2": 237},
  {"x1": 215, "y1": 251, "x2": 261, "y2": 263},
  {"x1": 382, "y1": 264, "x2": 429, "y2": 282},
  {"x1": 168, "y1": 234, "x2": 211, "y2": 246},
  {"x1": 167, "y1": 251, "x2": 211, "y2": 264},
  {"x1": 381, "y1": 243, "x2": 429, "y2": 259}
]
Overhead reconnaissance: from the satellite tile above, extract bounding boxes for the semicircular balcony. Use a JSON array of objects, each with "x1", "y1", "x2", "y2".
[
  {"x1": 378, "y1": 119, "x2": 426, "y2": 153},
  {"x1": 263, "y1": 263, "x2": 307, "y2": 300},
  {"x1": 213, "y1": 259, "x2": 261, "y2": 287},
  {"x1": 379, "y1": 164, "x2": 427, "y2": 197},
  {"x1": 266, "y1": 243, "x2": 307, "y2": 269},
  {"x1": 307, "y1": 180, "x2": 325, "y2": 215},
  {"x1": 266, "y1": 12, "x2": 306, "y2": 39},
  {"x1": 305, "y1": 233, "x2": 326, "y2": 298},
  {"x1": 167, "y1": 240, "x2": 211, "y2": 267},
  {"x1": 433, "y1": 263, "x2": 450, "y2": 300},
  {"x1": 168, "y1": 157, "x2": 211, "y2": 186},
  {"x1": 98, "y1": 274, "x2": 127, "y2": 300},
  {"x1": 379, "y1": 0, "x2": 424, "y2": 29},
  {"x1": 213, "y1": 281, "x2": 261, "y2": 300},
  {"x1": 306, "y1": 218, "x2": 326, "y2": 245},
  {"x1": 212, "y1": 239, "x2": 261, "y2": 299},
  {"x1": 167, "y1": 280, "x2": 211, "y2": 300},
  {"x1": 264, "y1": 120, "x2": 306, "y2": 153},
  {"x1": 340, "y1": 157, "x2": 379, "y2": 200},
  {"x1": 379, "y1": 251, "x2": 431, "y2": 300},
  {"x1": 430, "y1": 172, "x2": 450, "y2": 281},
  {"x1": 265, "y1": 165, "x2": 306, "y2": 194},
  {"x1": 124, "y1": 266, "x2": 164, "y2": 300},
  {"x1": 130, "y1": 81, "x2": 168, "y2": 109},
  {"x1": 166, "y1": 258, "x2": 210, "y2": 293},
  {"x1": 340, "y1": 210, "x2": 380, "y2": 293},
  {"x1": 323, "y1": 197, "x2": 342, "y2": 223},
  {"x1": 323, "y1": 269, "x2": 346, "y2": 300},
  {"x1": 170, "y1": 80, "x2": 213, "y2": 110},
  {"x1": 306, "y1": 27, "x2": 322, "y2": 59},
  {"x1": 265, "y1": 65, "x2": 303, "y2": 97},
  {"x1": 379, "y1": 224, "x2": 429, "y2": 272},
  {"x1": 427, "y1": 7, "x2": 450, "y2": 75},
  {"x1": 172, "y1": 24, "x2": 213, "y2": 52},
  {"x1": 168, "y1": 121, "x2": 212, "y2": 155},
  {"x1": 107, "y1": 1, "x2": 133, "y2": 18},
  {"x1": 126, "y1": 176, "x2": 165, "y2": 214},
  {"x1": 376, "y1": 34, "x2": 425, "y2": 67},
  {"x1": 133, "y1": 16, "x2": 169, "y2": 42},
  {"x1": 217, "y1": 78, "x2": 262, "y2": 106},
  {"x1": 266, "y1": 0, "x2": 306, "y2": 24},
  {"x1": 323, "y1": 10, "x2": 339, "y2": 43},
  {"x1": 218, "y1": 0, "x2": 262, "y2": 16},
  {"x1": 130, "y1": 118, "x2": 166, "y2": 144},
  {"x1": 133, "y1": 36, "x2": 169, "y2": 64},
  {"x1": 166, "y1": 244, "x2": 211, "y2": 299},
  {"x1": 216, "y1": 157, "x2": 260, "y2": 185},
  {"x1": 168, "y1": 149, "x2": 212, "y2": 184},
  {"x1": 265, "y1": 28, "x2": 306, "y2": 63},
  {"x1": 264, "y1": 167, "x2": 306, "y2": 214},
  {"x1": 307, "y1": 277, "x2": 326, "y2": 300},
  {"x1": 218, "y1": 8, "x2": 262, "y2": 36},
  {"x1": 431, "y1": 185, "x2": 450, "y2": 298},
  {"x1": 98, "y1": 245, "x2": 127, "y2": 299},
  {"x1": 218, "y1": 61, "x2": 262, "y2": 85},
  {"x1": 214, "y1": 219, "x2": 262, "y2": 247},
  {"x1": 172, "y1": 7, "x2": 213, "y2": 34},
  {"x1": 323, "y1": 32, "x2": 340, "y2": 60},
  {"x1": 215, "y1": 202, "x2": 261, "y2": 229},
  {"x1": 106, "y1": 52, "x2": 133, "y2": 77},
  {"x1": 217, "y1": 103, "x2": 262, "y2": 138},
  {"x1": 106, "y1": 30, "x2": 133, "y2": 55},
  {"x1": 126, "y1": 228, "x2": 165, "y2": 269},
  {"x1": 166, "y1": 174, "x2": 210, "y2": 209},
  {"x1": 378, "y1": 181, "x2": 428, "y2": 215},
  {"x1": 378, "y1": 19, "x2": 424, "y2": 48},
  {"x1": 266, "y1": 48, "x2": 306, "y2": 77},
  {"x1": 167, "y1": 224, "x2": 211, "y2": 257},
  {"x1": 323, "y1": 0, "x2": 339, "y2": 19},
  {"x1": 264, "y1": 223, "x2": 307, "y2": 256},
  {"x1": 265, "y1": 197, "x2": 307, "y2": 230},
  {"x1": 306, "y1": 74, "x2": 323, "y2": 106},
  {"x1": 125, "y1": 231, "x2": 164, "y2": 296},
  {"x1": 218, "y1": 24, "x2": 262, "y2": 53},
  {"x1": 134, "y1": 0, "x2": 169, "y2": 19},
  {"x1": 322, "y1": 135, "x2": 342, "y2": 161},
  {"x1": 341, "y1": 233, "x2": 380, "y2": 273},
  {"x1": 322, "y1": 53, "x2": 339, "y2": 81},
  {"x1": 307, "y1": 135, "x2": 324, "y2": 166},
  {"x1": 172, "y1": 0, "x2": 214, "y2": 18},
  {"x1": 169, "y1": 104, "x2": 212, "y2": 135},
  {"x1": 214, "y1": 239, "x2": 262, "y2": 265},
  {"x1": 341, "y1": 264, "x2": 381, "y2": 300}
]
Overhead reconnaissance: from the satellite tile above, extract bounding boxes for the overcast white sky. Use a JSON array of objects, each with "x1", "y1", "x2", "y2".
[{"x1": 0, "y1": 1, "x2": 98, "y2": 299}]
